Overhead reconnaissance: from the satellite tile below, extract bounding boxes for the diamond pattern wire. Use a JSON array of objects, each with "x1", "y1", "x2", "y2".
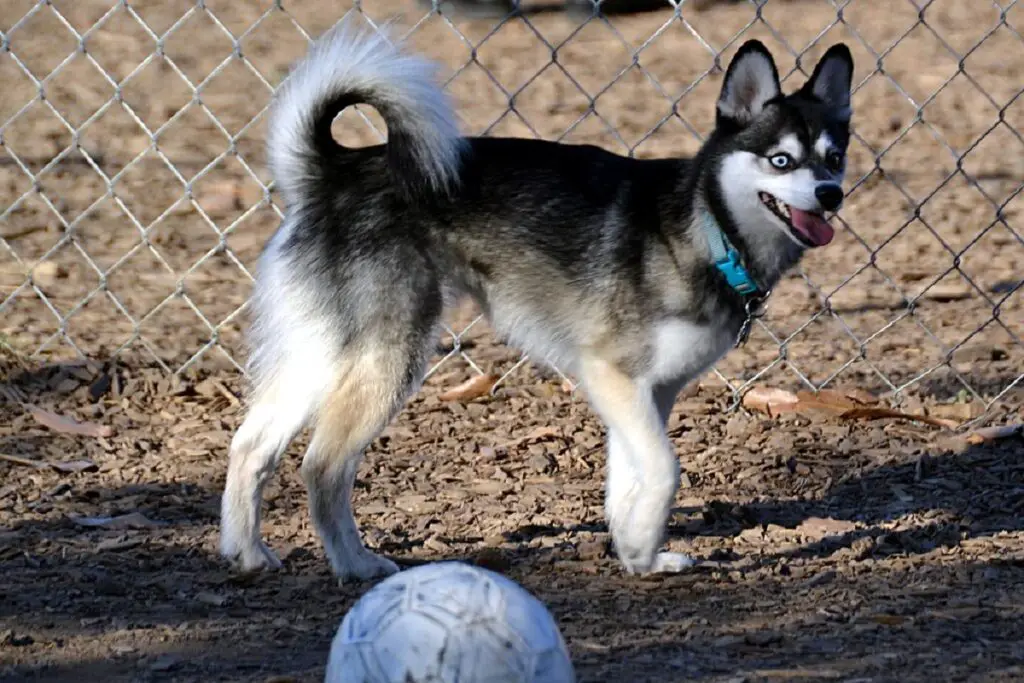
[{"x1": 0, "y1": 0, "x2": 1021, "y2": 425}]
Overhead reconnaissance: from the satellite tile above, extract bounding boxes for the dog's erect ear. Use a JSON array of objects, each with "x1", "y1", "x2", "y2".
[
  {"x1": 800, "y1": 43, "x2": 854, "y2": 118},
  {"x1": 716, "y1": 40, "x2": 782, "y2": 127}
]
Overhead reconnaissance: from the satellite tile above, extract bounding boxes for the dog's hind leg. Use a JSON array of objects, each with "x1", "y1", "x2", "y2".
[
  {"x1": 301, "y1": 337, "x2": 433, "y2": 583},
  {"x1": 583, "y1": 357, "x2": 691, "y2": 574},
  {"x1": 220, "y1": 367, "x2": 323, "y2": 572}
]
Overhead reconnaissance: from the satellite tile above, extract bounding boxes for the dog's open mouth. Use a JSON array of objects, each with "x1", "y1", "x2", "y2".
[{"x1": 758, "y1": 192, "x2": 834, "y2": 247}]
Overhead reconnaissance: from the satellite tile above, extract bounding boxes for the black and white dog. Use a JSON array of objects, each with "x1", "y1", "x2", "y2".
[{"x1": 220, "y1": 18, "x2": 854, "y2": 582}]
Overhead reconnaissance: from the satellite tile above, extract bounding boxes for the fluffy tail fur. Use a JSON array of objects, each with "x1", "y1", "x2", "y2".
[{"x1": 266, "y1": 17, "x2": 465, "y2": 205}]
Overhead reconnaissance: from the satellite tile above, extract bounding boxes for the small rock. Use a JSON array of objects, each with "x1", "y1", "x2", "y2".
[
  {"x1": 32, "y1": 260, "x2": 67, "y2": 286},
  {"x1": 921, "y1": 282, "x2": 972, "y2": 302},
  {"x1": 195, "y1": 591, "x2": 228, "y2": 607},
  {"x1": 806, "y1": 569, "x2": 837, "y2": 587},
  {"x1": 724, "y1": 414, "x2": 747, "y2": 438},
  {"x1": 149, "y1": 654, "x2": 182, "y2": 672},
  {"x1": 849, "y1": 535, "x2": 877, "y2": 560},
  {"x1": 990, "y1": 278, "x2": 1022, "y2": 294}
]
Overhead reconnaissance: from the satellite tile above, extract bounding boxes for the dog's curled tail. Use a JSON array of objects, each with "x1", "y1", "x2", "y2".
[{"x1": 267, "y1": 18, "x2": 465, "y2": 206}]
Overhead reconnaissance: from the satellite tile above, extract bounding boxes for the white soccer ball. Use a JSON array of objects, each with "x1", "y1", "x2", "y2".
[{"x1": 325, "y1": 562, "x2": 576, "y2": 683}]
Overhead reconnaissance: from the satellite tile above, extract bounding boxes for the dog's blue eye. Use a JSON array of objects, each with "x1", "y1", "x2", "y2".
[{"x1": 769, "y1": 153, "x2": 793, "y2": 170}]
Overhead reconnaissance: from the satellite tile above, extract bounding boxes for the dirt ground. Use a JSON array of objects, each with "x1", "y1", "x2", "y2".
[{"x1": 2, "y1": 1, "x2": 1023, "y2": 681}]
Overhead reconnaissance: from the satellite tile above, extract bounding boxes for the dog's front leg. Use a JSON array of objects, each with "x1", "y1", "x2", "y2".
[{"x1": 581, "y1": 357, "x2": 693, "y2": 574}]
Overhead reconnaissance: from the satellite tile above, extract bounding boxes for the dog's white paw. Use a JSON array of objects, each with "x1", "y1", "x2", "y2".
[
  {"x1": 650, "y1": 551, "x2": 696, "y2": 574},
  {"x1": 227, "y1": 541, "x2": 282, "y2": 573},
  {"x1": 335, "y1": 553, "x2": 400, "y2": 584}
]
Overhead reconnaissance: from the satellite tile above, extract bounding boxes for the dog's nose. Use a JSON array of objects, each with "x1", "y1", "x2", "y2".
[{"x1": 815, "y1": 184, "x2": 844, "y2": 212}]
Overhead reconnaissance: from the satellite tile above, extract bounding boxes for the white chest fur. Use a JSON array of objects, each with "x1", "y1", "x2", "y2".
[{"x1": 648, "y1": 318, "x2": 734, "y2": 385}]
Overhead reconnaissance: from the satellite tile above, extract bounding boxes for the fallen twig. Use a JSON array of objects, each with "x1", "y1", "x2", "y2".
[
  {"x1": 839, "y1": 406, "x2": 958, "y2": 430},
  {"x1": 25, "y1": 404, "x2": 113, "y2": 438}
]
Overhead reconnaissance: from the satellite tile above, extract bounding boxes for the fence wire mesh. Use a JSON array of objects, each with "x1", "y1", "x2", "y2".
[{"x1": 1, "y1": 0, "x2": 1021, "y2": 421}]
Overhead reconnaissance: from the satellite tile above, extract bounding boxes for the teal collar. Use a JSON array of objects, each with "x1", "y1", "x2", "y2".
[{"x1": 700, "y1": 211, "x2": 761, "y2": 297}]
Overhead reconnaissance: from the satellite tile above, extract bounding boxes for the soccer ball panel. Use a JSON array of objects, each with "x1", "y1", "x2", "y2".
[
  {"x1": 491, "y1": 584, "x2": 561, "y2": 654},
  {"x1": 370, "y1": 609, "x2": 452, "y2": 682},
  {"x1": 340, "y1": 580, "x2": 409, "y2": 643},
  {"x1": 439, "y1": 621, "x2": 531, "y2": 683},
  {"x1": 410, "y1": 563, "x2": 507, "y2": 622}
]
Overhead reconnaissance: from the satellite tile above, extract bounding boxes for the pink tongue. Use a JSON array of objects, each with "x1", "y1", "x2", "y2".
[{"x1": 789, "y1": 208, "x2": 835, "y2": 246}]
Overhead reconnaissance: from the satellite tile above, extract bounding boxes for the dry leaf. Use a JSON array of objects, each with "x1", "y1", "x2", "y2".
[
  {"x1": 26, "y1": 405, "x2": 113, "y2": 438},
  {"x1": 741, "y1": 386, "x2": 799, "y2": 417},
  {"x1": 794, "y1": 387, "x2": 880, "y2": 413},
  {"x1": 69, "y1": 512, "x2": 163, "y2": 530},
  {"x1": 841, "y1": 388, "x2": 880, "y2": 405},
  {"x1": 795, "y1": 389, "x2": 859, "y2": 415},
  {"x1": 839, "y1": 406, "x2": 958, "y2": 429},
  {"x1": 438, "y1": 374, "x2": 498, "y2": 402},
  {"x1": 965, "y1": 423, "x2": 1023, "y2": 445}
]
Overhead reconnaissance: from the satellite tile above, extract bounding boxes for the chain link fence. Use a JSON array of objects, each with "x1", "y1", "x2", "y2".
[{"x1": 1, "y1": 0, "x2": 1021, "y2": 420}]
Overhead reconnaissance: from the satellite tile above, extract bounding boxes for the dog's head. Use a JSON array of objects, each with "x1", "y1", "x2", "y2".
[{"x1": 710, "y1": 40, "x2": 854, "y2": 252}]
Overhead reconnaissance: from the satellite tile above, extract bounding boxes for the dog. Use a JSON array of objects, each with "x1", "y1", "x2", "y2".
[{"x1": 219, "y1": 17, "x2": 854, "y2": 582}]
